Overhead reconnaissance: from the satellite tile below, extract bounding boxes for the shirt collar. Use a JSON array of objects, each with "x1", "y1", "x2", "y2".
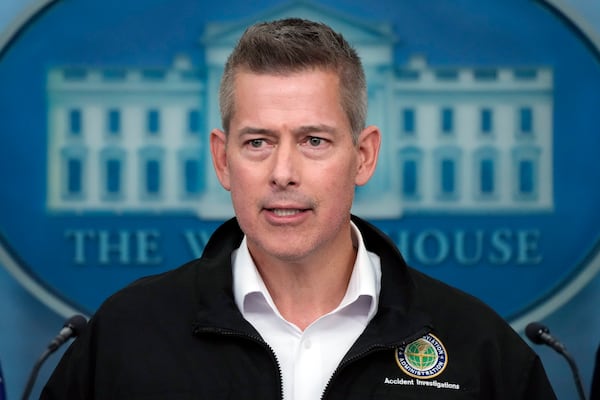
[{"x1": 232, "y1": 221, "x2": 382, "y2": 320}]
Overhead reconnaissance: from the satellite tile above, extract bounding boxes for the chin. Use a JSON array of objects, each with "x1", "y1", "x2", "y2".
[{"x1": 258, "y1": 240, "x2": 319, "y2": 263}]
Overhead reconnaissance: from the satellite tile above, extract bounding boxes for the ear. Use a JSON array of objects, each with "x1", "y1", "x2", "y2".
[
  {"x1": 209, "y1": 128, "x2": 231, "y2": 191},
  {"x1": 355, "y1": 125, "x2": 381, "y2": 186}
]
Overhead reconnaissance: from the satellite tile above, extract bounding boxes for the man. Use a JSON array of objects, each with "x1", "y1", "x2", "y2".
[{"x1": 42, "y1": 18, "x2": 557, "y2": 399}]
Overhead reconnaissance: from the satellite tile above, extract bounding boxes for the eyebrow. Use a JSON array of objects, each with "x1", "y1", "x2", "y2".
[
  {"x1": 237, "y1": 127, "x2": 274, "y2": 136},
  {"x1": 237, "y1": 124, "x2": 338, "y2": 137},
  {"x1": 294, "y1": 124, "x2": 338, "y2": 136}
]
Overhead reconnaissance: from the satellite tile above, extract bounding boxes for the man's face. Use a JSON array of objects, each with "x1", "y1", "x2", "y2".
[{"x1": 210, "y1": 69, "x2": 379, "y2": 265}]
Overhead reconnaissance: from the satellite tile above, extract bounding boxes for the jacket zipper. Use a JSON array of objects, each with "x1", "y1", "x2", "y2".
[
  {"x1": 320, "y1": 326, "x2": 431, "y2": 400},
  {"x1": 192, "y1": 325, "x2": 285, "y2": 400}
]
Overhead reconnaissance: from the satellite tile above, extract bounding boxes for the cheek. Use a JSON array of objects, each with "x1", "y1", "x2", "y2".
[
  {"x1": 228, "y1": 164, "x2": 263, "y2": 199},
  {"x1": 229, "y1": 181, "x2": 256, "y2": 222},
  {"x1": 316, "y1": 163, "x2": 357, "y2": 201},
  {"x1": 321, "y1": 158, "x2": 357, "y2": 186}
]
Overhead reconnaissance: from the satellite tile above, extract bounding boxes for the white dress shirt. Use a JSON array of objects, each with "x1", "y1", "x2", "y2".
[{"x1": 232, "y1": 222, "x2": 382, "y2": 400}]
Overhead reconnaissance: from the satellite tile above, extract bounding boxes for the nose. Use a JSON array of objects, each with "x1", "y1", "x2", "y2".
[{"x1": 270, "y1": 142, "x2": 299, "y2": 189}]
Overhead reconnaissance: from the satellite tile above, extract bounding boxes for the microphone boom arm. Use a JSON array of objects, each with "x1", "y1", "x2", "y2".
[{"x1": 525, "y1": 321, "x2": 587, "y2": 400}]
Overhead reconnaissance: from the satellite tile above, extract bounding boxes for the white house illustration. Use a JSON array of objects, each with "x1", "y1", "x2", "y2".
[{"x1": 46, "y1": 1, "x2": 554, "y2": 219}]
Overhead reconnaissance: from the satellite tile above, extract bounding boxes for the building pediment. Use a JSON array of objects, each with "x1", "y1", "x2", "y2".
[{"x1": 201, "y1": 0, "x2": 397, "y2": 47}]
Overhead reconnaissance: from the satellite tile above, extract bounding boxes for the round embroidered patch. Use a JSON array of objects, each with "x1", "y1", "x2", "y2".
[{"x1": 395, "y1": 333, "x2": 448, "y2": 379}]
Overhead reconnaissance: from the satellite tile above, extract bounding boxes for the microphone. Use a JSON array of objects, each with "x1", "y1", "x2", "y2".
[
  {"x1": 21, "y1": 314, "x2": 87, "y2": 400},
  {"x1": 525, "y1": 321, "x2": 566, "y2": 353},
  {"x1": 525, "y1": 322, "x2": 586, "y2": 400},
  {"x1": 48, "y1": 314, "x2": 87, "y2": 352}
]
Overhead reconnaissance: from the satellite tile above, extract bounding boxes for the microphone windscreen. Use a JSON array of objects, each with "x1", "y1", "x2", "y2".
[
  {"x1": 525, "y1": 322, "x2": 548, "y2": 345},
  {"x1": 65, "y1": 314, "x2": 88, "y2": 337}
]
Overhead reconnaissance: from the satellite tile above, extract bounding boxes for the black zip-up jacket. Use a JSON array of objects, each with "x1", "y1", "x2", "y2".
[{"x1": 42, "y1": 216, "x2": 557, "y2": 399}]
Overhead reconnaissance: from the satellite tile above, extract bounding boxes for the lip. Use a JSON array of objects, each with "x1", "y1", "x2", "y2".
[
  {"x1": 262, "y1": 206, "x2": 312, "y2": 224},
  {"x1": 268, "y1": 208, "x2": 304, "y2": 217}
]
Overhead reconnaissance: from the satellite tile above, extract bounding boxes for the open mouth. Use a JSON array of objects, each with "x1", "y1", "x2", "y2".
[{"x1": 269, "y1": 208, "x2": 305, "y2": 217}]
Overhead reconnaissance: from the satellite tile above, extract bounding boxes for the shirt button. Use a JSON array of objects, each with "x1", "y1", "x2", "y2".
[{"x1": 304, "y1": 339, "x2": 312, "y2": 349}]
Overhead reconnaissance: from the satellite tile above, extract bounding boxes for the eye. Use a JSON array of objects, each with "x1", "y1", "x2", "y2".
[
  {"x1": 248, "y1": 138, "x2": 264, "y2": 148},
  {"x1": 308, "y1": 137, "x2": 323, "y2": 146}
]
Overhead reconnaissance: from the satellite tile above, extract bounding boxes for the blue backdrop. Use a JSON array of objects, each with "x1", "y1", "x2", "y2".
[{"x1": 1, "y1": 0, "x2": 600, "y2": 399}]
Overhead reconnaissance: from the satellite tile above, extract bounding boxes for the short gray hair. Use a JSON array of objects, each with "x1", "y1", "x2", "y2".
[{"x1": 219, "y1": 18, "x2": 367, "y2": 143}]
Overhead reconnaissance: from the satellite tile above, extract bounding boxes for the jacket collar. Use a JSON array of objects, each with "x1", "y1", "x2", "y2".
[
  {"x1": 192, "y1": 216, "x2": 432, "y2": 348},
  {"x1": 347, "y1": 216, "x2": 433, "y2": 351}
]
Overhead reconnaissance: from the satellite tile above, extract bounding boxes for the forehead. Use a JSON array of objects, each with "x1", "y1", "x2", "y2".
[{"x1": 231, "y1": 69, "x2": 345, "y2": 116}]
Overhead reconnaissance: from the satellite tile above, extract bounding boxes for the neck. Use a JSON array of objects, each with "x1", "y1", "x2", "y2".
[{"x1": 251, "y1": 235, "x2": 357, "y2": 331}]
